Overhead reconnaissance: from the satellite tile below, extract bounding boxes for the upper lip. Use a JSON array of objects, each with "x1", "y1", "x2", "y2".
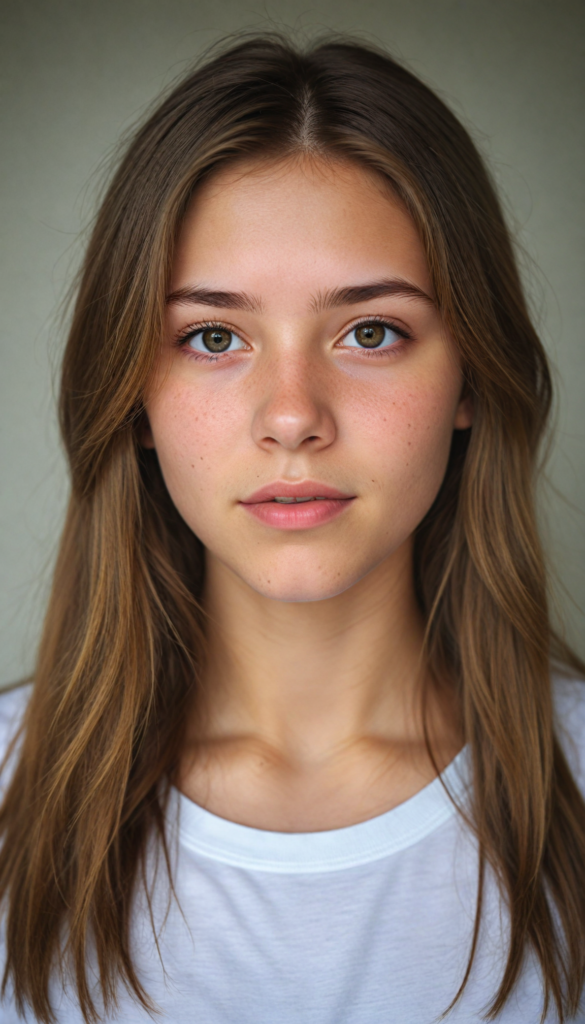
[{"x1": 241, "y1": 481, "x2": 354, "y2": 504}]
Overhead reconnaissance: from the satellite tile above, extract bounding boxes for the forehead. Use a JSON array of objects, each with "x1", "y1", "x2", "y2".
[{"x1": 171, "y1": 156, "x2": 432, "y2": 306}]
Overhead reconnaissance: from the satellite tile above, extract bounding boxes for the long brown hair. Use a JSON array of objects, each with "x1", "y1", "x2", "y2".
[{"x1": 1, "y1": 34, "x2": 584, "y2": 1024}]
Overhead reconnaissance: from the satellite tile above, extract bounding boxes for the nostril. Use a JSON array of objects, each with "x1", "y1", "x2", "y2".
[{"x1": 253, "y1": 405, "x2": 336, "y2": 453}]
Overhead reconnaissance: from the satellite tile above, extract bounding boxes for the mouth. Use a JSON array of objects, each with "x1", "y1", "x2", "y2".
[
  {"x1": 242, "y1": 482, "x2": 353, "y2": 504},
  {"x1": 240, "y1": 482, "x2": 354, "y2": 530},
  {"x1": 271, "y1": 495, "x2": 328, "y2": 503}
]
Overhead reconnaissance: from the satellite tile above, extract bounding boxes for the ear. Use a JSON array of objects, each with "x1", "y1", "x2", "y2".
[{"x1": 453, "y1": 387, "x2": 474, "y2": 430}]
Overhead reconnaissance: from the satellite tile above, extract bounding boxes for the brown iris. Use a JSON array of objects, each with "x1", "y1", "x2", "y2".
[
  {"x1": 202, "y1": 328, "x2": 232, "y2": 352},
  {"x1": 354, "y1": 324, "x2": 386, "y2": 348}
]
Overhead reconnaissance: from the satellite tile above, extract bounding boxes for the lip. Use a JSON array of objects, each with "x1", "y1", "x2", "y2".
[
  {"x1": 240, "y1": 481, "x2": 355, "y2": 531},
  {"x1": 242, "y1": 481, "x2": 352, "y2": 503}
]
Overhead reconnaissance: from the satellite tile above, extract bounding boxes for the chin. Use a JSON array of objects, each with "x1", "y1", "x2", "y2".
[
  {"x1": 252, "y1": 583, "x2": 353, "y2": 604},
  {"x1": 241, "y1": 565, "x2": 360, "y2": 604}
]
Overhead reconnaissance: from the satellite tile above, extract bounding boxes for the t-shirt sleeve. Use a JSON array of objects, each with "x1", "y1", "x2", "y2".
[
  {"x1": 553, "y1": 673, "x2": 585, "y2": 795},
  {"x1": 0, "y1": 684, "x2": 32, "y2": 798}
]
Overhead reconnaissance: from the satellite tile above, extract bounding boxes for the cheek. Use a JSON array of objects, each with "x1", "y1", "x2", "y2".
[
  {"x1": 348, "y1": 373, "x2": 460, "y2": 510},
  {"x1": 146, "y1": 381, "x2": 243, "y2": 510}
]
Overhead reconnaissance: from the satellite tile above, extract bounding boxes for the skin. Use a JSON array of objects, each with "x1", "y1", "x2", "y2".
[{"x1": 145, "y1": 155, "x2": 473, "y2": 832}]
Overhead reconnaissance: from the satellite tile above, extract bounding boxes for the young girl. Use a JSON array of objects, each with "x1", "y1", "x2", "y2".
[{"x1": 0, "y1": 35, "x2": 584, "y2": 1024}]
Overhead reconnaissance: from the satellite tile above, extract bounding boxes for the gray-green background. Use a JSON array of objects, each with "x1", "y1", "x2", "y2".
[{"x1": 0, "y1": 0, "x2": 583, "y2": 687}]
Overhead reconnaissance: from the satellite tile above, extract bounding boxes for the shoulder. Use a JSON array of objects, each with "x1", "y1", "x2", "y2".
[
  {"x1": 553, "y1": 672, "x2": 585, "y2": 792},
  {"x1": 0, "y1": 683, "x2": 32, "y2": 749},
  {"x1": 0, "y1": 683, "x2": 32, "y2": 791}
]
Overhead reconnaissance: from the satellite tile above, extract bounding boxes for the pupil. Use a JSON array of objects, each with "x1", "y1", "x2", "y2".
[
  {"x1": 202, "y1": 328, "x2": 231, "y2": 352},
  {"x1": 356, "y1": 324, "x2": 385, "y2": 348}
]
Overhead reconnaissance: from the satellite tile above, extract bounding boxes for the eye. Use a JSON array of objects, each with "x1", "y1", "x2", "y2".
[
  {"x1": 185, "y1": 326, "x2": 246, "y2": 355},
  {"x1": 342, "y1": 322, "x2": 405, "y2": 350}
]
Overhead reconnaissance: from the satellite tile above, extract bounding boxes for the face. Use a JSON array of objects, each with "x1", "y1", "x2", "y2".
[{"x1": 145, "y1": 156, "x2": 472, "y2": 602}]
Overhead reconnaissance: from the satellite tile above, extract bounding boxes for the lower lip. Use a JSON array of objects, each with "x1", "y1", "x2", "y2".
[{"x1": 241, "y1": 498, "x2": 354, "y2": 530}]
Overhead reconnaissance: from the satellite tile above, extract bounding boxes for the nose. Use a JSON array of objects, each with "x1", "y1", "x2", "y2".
[{"x1": 251, "y1": 350, "x2": 336, "y2": 453}]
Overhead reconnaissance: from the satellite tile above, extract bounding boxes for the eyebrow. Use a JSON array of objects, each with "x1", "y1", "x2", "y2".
[
  {"x1": 166, "y1": 287, "x2": 261, "y2": 313},
  {"x1": 165, "y1": 278, "x2": 434, "y2": 314},
  {"x1": 310, "y1": 279, "x2": 435, "y2": 313}
]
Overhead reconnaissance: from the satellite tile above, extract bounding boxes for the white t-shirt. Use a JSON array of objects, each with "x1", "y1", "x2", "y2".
[{"x1": 1, "y1": 678, "x2": 584, "y2": 1023}]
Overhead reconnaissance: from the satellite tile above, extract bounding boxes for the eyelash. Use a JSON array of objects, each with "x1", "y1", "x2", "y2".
[
  {"x1": 174, "y1": 316, "x2": 413, "y2": 363},
  {"x1": 174, "y1": 321, "x2": 244, "y2": 363},
  {"x1": 344, "y1": 316, "x2": 413, "y2": 359}
]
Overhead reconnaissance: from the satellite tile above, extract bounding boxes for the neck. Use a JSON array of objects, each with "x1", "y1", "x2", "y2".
[
  {"x1": 179, "y1": 539, "x2": 461, "y2": 831},
  {"x1": 196, "y1": 539, "x2": 438, "y2": 762}
]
